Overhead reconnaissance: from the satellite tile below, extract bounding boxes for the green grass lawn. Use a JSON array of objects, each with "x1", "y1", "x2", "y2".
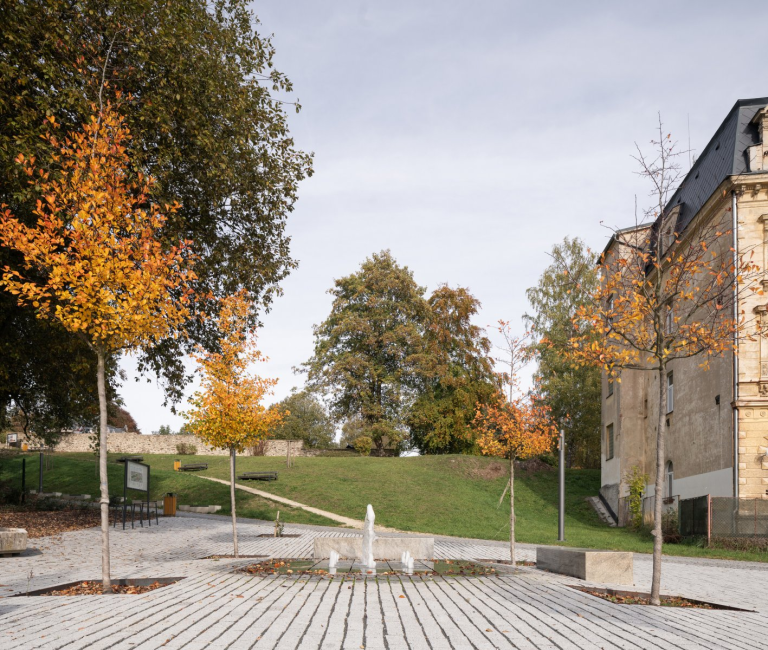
[
  {"x1": 0, "y1": 452, "x2": 337, "y2": 527},
  {"x1": 2, "y1": 451, "x2": 767, "y2": 562}
]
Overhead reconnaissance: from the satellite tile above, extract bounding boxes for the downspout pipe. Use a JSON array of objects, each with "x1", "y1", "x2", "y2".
[{"x1": 732, "y1": 189, "x2": 740, "y2": 499}]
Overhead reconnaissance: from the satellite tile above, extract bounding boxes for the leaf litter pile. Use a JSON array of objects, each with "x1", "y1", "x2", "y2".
[
  {"x1": 43, "y1": 581, "x2": 171, "y2": 596},
  {"x1": 0, "y1": 507, "x2": 115, "y2": 539}
]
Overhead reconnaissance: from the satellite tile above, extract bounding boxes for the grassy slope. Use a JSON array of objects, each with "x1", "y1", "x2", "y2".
[
  {"x1": 3, "y1": 451, "x2": 767, "y2": 562},
  {"x1": 0, "y1": 453, "x2": 338, "y2": 527}
]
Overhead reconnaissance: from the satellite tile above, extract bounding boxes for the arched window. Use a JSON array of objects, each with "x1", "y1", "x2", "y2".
[{"x1": 665, "y1": 461, "x2": 674, "y2": 498}]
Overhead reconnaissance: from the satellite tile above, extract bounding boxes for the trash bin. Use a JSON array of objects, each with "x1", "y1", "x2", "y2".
[
  {"x1": 164, "y1": 493, "x2": 177, "y2": 517},
  {"x1": 173, "y1": 459, "x2": 181, "y2": 472}
]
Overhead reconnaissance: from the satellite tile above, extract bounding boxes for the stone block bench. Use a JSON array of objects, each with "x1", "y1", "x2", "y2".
[
  {"x1": 536, "y1": 547, "x2": 633, "y2": 585},
  {"x1": 0, "y1": 528, "x2": 28, "y2": 556}
]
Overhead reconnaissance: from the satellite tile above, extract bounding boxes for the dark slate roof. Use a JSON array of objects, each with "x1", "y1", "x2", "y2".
[{"x1": 668, "y1": 97, "x2": 768, "y2": 234}]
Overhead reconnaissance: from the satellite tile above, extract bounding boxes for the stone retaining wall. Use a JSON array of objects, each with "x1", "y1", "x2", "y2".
[{"x1": 53, "y1": 433, "x2": 306, "y2": 457}]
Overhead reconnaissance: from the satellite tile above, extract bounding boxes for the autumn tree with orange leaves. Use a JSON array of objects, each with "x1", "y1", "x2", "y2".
[
  {"x1": 185, "y1": 291, "x2": 282, "y2": 558},
  {"x1": 562, "y1": 121, "x2": 762, "y2": 605},
  {"x1": 474, "y1": 327, "x2": 557, "y2": 562},
  {"x1": 474, "y1": 395, "x2": 557, "y2": 563},
  {"x1": 0, "y1": 106, "x2": 196, "y2": 593}
]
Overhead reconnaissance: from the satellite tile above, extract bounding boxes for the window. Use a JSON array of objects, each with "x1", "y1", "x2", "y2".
[
  {"x1": 606, "y1": 294, "x2": 614, "y2": 325},
  {"x1": 664, "y1": 305, "x2": 674, "y2": 335},
  {"x1": 665, "y1": 461, "x2": 674, "y2": 498},
  {"x1": 607, "y1": 375, "x2": 614, "y2": 397},
  {"x1": 606, "y1": 423, "x2": 615, "y2": 461},
  {"x1": 666, "y1": 372, "x2": 674, "y2": 413}
]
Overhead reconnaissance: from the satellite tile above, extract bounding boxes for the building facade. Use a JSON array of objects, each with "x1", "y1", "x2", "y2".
[{"x1": 600, "y1": 97, "x2": 768, "y2": 521}]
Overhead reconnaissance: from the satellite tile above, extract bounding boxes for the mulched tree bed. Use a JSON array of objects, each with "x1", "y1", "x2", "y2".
[
  {"x1": 477, "y1": 559, "x2": 536, "y2": 567},
  {"x1": 236, "y1": 559, "x2": 499, "y2": 577},
  {"x1": 572, "y1": 586, "x2": 751, "y2": 610},
  {"x1": 46, "y1": 581, "x2": 169, "y2": 596},
  {"x1": 22, "y1": 578, "x2": 182, "y2": 597}
]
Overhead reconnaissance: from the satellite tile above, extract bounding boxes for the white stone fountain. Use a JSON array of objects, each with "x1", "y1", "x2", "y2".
[
  {"x1": 362, "y1": 504, "x2": 376, "y2": 569},
  {"x1": 313, "y1": 504, "x2": 434, "y2": 563}
]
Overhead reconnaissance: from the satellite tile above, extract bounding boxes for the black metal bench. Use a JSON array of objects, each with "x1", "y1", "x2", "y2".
[
  {"x1": 116, "y1": 456, "x2": 144, "y2": 463},
  {"x1": 237, "y1": 471, "x2": 278, "y2": 482},
  {"x1": 179, "y1": 463, "x2": 208, "y2": 471}
]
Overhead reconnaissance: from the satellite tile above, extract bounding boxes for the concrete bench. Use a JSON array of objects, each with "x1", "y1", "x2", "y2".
[
  {"x1": 238, "y1": 471, "x2": 278, "y2": 481},
  {"x1": 0, "y1": 528, "x2": 28, "y2": 556},
  {"x1": 536, "y1": 547, "x2": 633, "y2": 585}
]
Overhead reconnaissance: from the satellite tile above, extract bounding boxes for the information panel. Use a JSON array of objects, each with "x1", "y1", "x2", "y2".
[{"x1": 126, "y1": 460, "x2": 149, "y2": 492}]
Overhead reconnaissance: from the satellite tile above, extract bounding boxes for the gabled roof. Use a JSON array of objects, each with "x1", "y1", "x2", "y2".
[{"x1": 667, "y1": 97, "x2": 768, "y2": 234}]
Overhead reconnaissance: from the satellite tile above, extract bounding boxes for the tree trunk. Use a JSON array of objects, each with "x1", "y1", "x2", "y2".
[
  {"x1": 96, "y1": 348, "x2": 111, "y2": 594},
  {"x1": 650, "y1": 366, "x2": 667, "y2": 605},
  {"x1": 230, "y1": 447, "x2": 239, "y2": 558},
  {"x1": 509, "y1": 453, "x2": 515, "y2": 564}
]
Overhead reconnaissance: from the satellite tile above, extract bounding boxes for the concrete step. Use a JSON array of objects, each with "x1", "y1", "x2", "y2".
[{"x1": 587, "y1": 496, "x2": 617, "y2": 527}]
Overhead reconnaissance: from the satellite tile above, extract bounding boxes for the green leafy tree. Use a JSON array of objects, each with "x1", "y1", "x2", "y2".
[
  {"x1": 524, "y1": 238, "x2": 601, "y2": 468},
  {"x1": 301, "y1": 251, "x2": 431, "y2": 454},
  {"x1": 409, "y1": 285, "x2": 497, "y2": 454},
  {"x1": 339, "y1": 417, "x2": 365, "y2": 448},
  {"x1": 269, "y1": 390, "x2": 335, "y2": 448},
  {"x1": 0, "y1": 0, "x2": 313, "y2": 423}
]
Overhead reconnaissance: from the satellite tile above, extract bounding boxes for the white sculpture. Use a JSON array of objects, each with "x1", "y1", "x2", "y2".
[
  {"x1": 362, "y1": 504, "x2": 376, "y2": 569},
  {"x1": 401, "y1": 550, "x2": 414, "y2": 572},
  {"x1": 329, "y1": 550, "x2": 339, "y2": 569}
]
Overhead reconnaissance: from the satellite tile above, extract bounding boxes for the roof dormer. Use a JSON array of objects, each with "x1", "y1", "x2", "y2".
[{"x1": 747, "y1": 107, "x2": 768, "y2": 172}]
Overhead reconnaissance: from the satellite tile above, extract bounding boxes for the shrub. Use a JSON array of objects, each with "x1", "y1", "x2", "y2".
[
  {"x1": 623, "y1": 465, "x2": 649, "y2": 530},
  {"x1": 176, "y1": 442, "x2": 197, "y2": 455},
  {"x1": 662, "y1": 507, "x2": 681, "y2": 543},
  {"x1": 353, "y1": 436, "x2": 373, "y2": 456}
]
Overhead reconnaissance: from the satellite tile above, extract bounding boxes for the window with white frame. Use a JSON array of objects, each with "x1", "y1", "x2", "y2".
[
  {"x1": 665, "y1": 461, "x2": 674, "y2": 498},
  {"x1": 666, "y1": 371, "x2": 674, "y2": 413},
  {"x1": 664, "y1": 305, "x2": 674, "y2": 335},
  {"x1": 606, "y1": 423, "x2": 615, "y2": 460}
]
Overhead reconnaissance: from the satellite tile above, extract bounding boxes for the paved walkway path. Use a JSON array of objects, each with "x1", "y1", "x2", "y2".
[
  {"x1": 198, "y1": 476, "x2": 364, "y2": 529},
  {"x1": 0, "y1": 516, "x2": 764, "y2": 649}
]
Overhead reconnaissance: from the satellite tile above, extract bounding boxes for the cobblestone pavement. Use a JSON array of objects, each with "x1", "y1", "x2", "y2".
[{"x1": 0, "y1": 516, "x2": 764, "y2": 649}]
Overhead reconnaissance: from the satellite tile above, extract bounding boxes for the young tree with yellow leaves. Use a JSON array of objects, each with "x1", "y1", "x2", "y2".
[
  {"x1": 185, "y1": 291, "x2": 282, "y2": 557},
  {"x1": 0, "y1": 106, "x2": 196, "y2": 593},
  {"x1": 563, "y1": 121, "x2": 762, "y2": 605}
]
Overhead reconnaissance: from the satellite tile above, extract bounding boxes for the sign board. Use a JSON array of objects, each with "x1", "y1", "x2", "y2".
[
  {"x1": 6, "y1": 433, "x2": 18, "y2": 444},
  {"x1": 126, "y1": 460, "x2": 149, "y2": 492}
]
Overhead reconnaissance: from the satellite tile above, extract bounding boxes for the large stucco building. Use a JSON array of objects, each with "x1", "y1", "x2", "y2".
[{"x1": 600, "y1": 97, "x2": 768, "y2": 522}]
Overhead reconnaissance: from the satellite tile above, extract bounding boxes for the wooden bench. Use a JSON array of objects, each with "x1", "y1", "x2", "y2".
[
  {"x1": 116, "y1": 456, "x2": 144, "y2": 463},
  {"x1": 237, "y1": 471, "x2": 278, "y2": 482},
  {"x1": 179, "y1": 463, "x2": 208, "y2": 471}
]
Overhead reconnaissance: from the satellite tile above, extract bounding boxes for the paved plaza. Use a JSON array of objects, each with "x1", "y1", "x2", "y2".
[{"x1": 1, "y1": 515, "x2": 766, "y2": 649}]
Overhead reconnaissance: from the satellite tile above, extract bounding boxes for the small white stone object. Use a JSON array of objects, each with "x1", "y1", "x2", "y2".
[{"x1": 329, "y1": 550, "x2": 339, "y2": 569}]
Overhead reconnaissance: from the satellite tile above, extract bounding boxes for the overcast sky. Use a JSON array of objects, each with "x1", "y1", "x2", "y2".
[{"x1": 120, "y1": 0, "x2": 768, "y2": 434}]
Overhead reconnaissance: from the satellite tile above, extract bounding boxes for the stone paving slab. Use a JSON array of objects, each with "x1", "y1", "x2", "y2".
[{"x1": 0, "y1": 516, "x2": 765, "y2": 649}]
